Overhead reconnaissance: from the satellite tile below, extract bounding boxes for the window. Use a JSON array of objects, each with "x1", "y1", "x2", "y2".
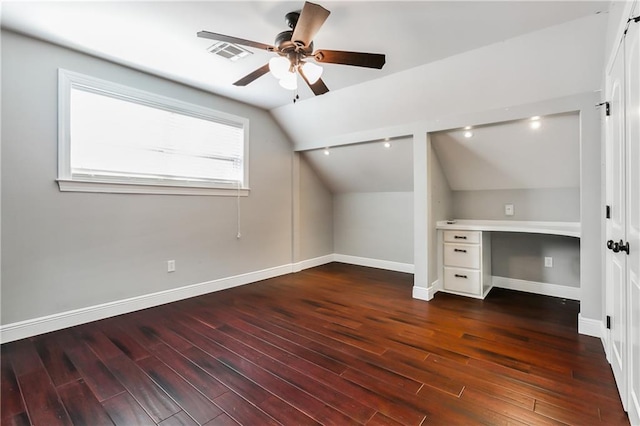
[{"x1": 58, "y1": 69, "x2": 249, "y2": 195}]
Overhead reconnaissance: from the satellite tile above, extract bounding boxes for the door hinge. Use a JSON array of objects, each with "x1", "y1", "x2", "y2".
[
  {"x1": 597, "y1": 102, "x2": 610, "y2": 116},
  {"x1": 606, "y1": 205, "x2": 611, "y2": 219},
  {"x1": 607, "y1": 315, "x2": 611, "y2": 329}
]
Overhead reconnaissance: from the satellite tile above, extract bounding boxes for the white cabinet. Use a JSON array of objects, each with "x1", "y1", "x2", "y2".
[{"x1": 441, "y1": 230, "x2": 492, "y2": 298}]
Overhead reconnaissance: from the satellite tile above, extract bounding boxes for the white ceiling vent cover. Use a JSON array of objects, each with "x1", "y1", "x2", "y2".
[{"x1": 207, "y1": 42, "x2": 253, "y2": 61}]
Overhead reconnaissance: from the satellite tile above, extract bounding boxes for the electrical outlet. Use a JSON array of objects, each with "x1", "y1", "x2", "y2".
[
  {"x1": 167, "y1": 260, "x2": 176, "y2": 272},
  {"x1": 505, "y1": 204, "x2": 514, "y2": 216},
  {"x1": 544, "y1": 257, "x2": 553, "y2": 268}
]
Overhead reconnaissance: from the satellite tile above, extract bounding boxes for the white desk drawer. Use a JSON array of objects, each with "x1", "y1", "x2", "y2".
[
  {"x1": 444, "y1": 267, "x2": 481, "y2": 294},
  {"x1": 444, "y1": 243, "x2": 480, "y2": 269},
  {"x1": 443, "y1": 230, "x2": 480, "y2": 244}
]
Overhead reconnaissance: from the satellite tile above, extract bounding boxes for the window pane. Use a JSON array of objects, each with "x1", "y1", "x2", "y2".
[{"x1": 69, "y1": 88, "x2": 244, "y2": 184}]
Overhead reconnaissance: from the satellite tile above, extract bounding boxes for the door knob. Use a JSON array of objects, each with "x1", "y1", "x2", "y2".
[
  {"x1": 607, "y1": 239, "x2": 620, "y2": 252},
  {"x1": 619, "y1": 239, "x2": 630, "y2": 254}
]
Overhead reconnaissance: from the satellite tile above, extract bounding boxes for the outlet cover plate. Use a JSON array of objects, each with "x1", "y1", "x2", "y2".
[{"x1": 505, "y1": 204, "x2": 514, "y2": 216}]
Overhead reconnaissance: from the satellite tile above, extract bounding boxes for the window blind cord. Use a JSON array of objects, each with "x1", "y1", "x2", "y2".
[{"x1": 236, "y1": 180, "x2": 242, "y2": 239}]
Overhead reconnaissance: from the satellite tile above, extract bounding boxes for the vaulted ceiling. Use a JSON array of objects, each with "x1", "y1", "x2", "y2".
[{"x1": 1, "y1": 1, "x2": 608, "y2": 112}]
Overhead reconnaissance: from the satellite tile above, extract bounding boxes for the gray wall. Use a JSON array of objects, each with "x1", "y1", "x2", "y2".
[
  {"x1": 1, "y1": 31, "x2": 302, "y2": 325},
  {"x1": 491, "y1": 233, "x2": 580, "y2": 286},
  {"x1": 298, "y1": 155, "x2": 333, "y2": 260},
  {"x1": 452, "y1": 188, "x2": 580, "y2": 222},
  {"x1": 334, "y1": 192, "x2": 413, "y2": 264}
]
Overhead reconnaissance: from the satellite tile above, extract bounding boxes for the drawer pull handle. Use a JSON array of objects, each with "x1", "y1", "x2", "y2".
[
  {"x1": 454, "y1": 235, "x2": 467, "y2": 239},
  {"x1": 454, "y1": 249, "x2": 467, "y2": 253},
  {"x1": 454, "y1": 274, "x2": 468, "y2": 279}
]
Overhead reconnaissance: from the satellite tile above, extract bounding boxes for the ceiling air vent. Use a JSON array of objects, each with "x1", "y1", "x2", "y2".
[{"x1": 207, "y1": 42, "x2": 253, "y2": 61}]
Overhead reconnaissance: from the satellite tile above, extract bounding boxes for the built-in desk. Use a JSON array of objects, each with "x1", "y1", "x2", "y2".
[{"x1": 435, "y1": 220, "x2": 581, "y2": 299}]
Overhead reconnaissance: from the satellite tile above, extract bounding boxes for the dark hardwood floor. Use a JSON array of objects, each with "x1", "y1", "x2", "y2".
[{"x1": 1, "y1": 263, "x2": 629, "y2": 425}]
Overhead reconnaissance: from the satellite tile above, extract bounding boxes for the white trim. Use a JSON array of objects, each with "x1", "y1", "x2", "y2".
[
  {"x1": 57, "y1": 179, "x2": 250, "y2": 197},
  {"x1": 292, "y1": 254, "x2": 334, "y2": 273},
  {"x1": 0, "y1": 255, "x2": 415, "y2": 343},
  {"x1": 412, "y1": 285, "x2": 431, "y2": 301},
  {"x1": 578, "y1": 313, "x2": 603, "y2": 338},
  {"x1": 491, "y1": 276, "x2": 581, "y2": 300},
  {"x1": 333, "y1": 254, "x2": 415, "y2": 273},
  {"x1": 428, "y1": 278, "x2": 442, "y2": 299},
  {"x1": 601, "y1": 321, "x2": 610, "y2": 359},
  {"x1": 57, "y1": 68, "x2": 250, "y2": 195},
  {"x1": 0, "y1": 264, "x2": 292, "y2": 344}
]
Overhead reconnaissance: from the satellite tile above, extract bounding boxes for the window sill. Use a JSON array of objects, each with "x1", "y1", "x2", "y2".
[{"x1": 57, "y1": 179, "x2": 250, "y2": 196}]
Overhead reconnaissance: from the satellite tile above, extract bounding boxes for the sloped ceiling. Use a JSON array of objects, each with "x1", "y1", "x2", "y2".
[
  {"x1": 302, "y1": 137, "x2": 413, "y2": 193},
  {"x1": 1, "y1": 1, "x2": 608, "y2": 114},
  {"x1": 302, "y1": 112, "x2": 580, "y2": 194},
  {"x1": 276, "y1": 12, "x2": 608, "y2": 151},
  {"x1": 431, "y1": 112, "x2": 580, "y2": 191}
]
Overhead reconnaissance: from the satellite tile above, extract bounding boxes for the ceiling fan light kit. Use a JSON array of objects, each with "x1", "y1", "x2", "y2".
[
  {"x1": 269, "y1": 56, "x2": 291, "y2": 79},
  {"x1": 279, "y1": 70, "x2": 298, "y2": 90},
  {"x1": 197, "y1": 1, "x2": 385, "y2": 98}
]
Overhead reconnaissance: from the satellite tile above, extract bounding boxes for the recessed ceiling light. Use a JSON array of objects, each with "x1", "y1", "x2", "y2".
[{"x1": 464, "y1": 131, "x2": 473, "y2": 138}]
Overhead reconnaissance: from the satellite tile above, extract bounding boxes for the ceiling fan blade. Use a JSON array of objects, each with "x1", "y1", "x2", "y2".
[
  {"x1": 314, "y1": 50, "x2": 386, "y2": 69},
  {"x1": 233, "y1": 63, "x2": 271, "y2": 86},
  {"x1": 197, "y1": 30, "x2": 274, "y2": 51},
  {"x1": 299, "y1": 68, "x2": 329, "y2": 96},
  {"x1": 291, "y1": 2, "x2": 330, "y2": 48}
]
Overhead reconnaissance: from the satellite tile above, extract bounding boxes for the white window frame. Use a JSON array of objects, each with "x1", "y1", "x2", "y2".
[{"x1": 57, "y1": 69, "x2": 250, "y2": 196}]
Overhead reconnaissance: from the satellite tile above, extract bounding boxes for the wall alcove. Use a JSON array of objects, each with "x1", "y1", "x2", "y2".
[{"x1": 428, "y1": 112, "x2": 582, "y2": 298}]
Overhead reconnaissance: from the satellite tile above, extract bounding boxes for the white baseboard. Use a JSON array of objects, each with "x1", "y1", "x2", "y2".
[
  {"x1": 333, "y1": 254, "x2": 414, "y2": 274},
  {"x1": 600, "y1": 322, "x2": 610, "y2": 357},
  {"x1": 412, "y1": 285, "x2": 431, "y2": 301},
  {"x1": 578, "y1": 313, "x2": 603, "y2": 338},
  {"x1": 428, "y1": 279, "x2": 441, "y2": 299},
  {"x1": 0, "y1": 254, "x2": 414, "y2": 343},
  {"x1": 0, "y1": 263, "x2": 293, "y2": 344},
  {"x1": 412, "y1": 279, "x2": 440, "y2": 301},
  {"x1": 491, "y1": 276, "x2": 581, "y2": 301},
  {"x1": 292, "y1": 254, "x2": 334, "y2": 273}
]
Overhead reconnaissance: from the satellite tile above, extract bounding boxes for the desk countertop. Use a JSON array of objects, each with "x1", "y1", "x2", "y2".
[{"x1": 436, "y1": 220, "x2": 581, "y2": 238}]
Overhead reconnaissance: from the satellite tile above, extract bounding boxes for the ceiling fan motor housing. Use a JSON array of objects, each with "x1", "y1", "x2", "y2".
[{"x1": 274, "y1": 30, "x2": 313, "y2": 55}]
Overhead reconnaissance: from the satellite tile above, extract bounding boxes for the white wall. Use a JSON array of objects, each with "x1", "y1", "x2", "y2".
[
  {"x1": 0, "y1": 31, "x2": 331, "y2": 331},
  {"x1": 428, "y1": 142, "x2": 452, "y2": 284},
  {"x1": 333, "y1": 192, "x2": 413, "y2": 265}
]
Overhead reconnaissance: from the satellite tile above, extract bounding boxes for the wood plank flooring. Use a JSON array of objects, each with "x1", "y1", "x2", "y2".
[{"x1": 0, "y1": 263, "x2": 629, "y2": 425}]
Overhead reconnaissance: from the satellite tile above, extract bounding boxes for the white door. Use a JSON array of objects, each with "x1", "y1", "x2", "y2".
[
  {"x1": 625, "y1": 5, "x2": 640, "y2": 423},
  {"x1": 606, "y1": 40, "x2": 627, "y2": 409}
]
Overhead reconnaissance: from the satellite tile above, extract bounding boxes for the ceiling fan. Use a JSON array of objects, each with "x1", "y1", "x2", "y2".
[{"x1": 197, "y1": 1, "x2": 386, "y2": 96}]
